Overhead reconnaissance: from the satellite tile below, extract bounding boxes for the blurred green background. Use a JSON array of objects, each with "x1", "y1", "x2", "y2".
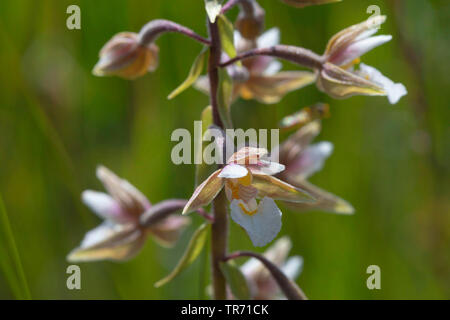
[{"x1": 0, "y1": 0, "x2": 449, "y2": 299}]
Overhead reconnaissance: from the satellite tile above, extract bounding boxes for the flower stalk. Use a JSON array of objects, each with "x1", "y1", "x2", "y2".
[
  {"x1": 224, "y1": 251, "x2": 308, "y2": 300},
  {"x1": 208, "y1": 19, "x2": 229, "y2": 300},
  {"x1": 220, "y1": 45, "x2": 324, "y2": 69},
  {"x1": 139, "y1": 19, "x2": 211, "y2": 46}
]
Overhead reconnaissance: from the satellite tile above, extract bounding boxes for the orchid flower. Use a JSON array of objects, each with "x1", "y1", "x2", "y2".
[
  {"x1": 317, "y1": 15, "x2": 407, "y2": 104},
  {"x1": 68, "y1": 166, "x2": 190, "y2": 262},
  {"x1": 273, "y1": 120, "x2": 354, "y2": 214},
  {"x1": 195, "y1": 28, "x2": 316, "y2": 104},
  {"x1": 240, "y1": 236, "x2": 303, "y2": 299},
  {"x1": 183, "y1": 147, "x2": 315, "y2": 247},
  {"x1": 93, "y1": 32, "x2": 159, "y2": 80}
]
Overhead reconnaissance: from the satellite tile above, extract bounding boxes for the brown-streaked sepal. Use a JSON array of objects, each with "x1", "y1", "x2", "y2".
[
  {"x1": 93, "y1": 32, "x2": 159, "y2": 80},
  {"x1": 317, "y1": 62, "x2": 385, "y2": 99}
]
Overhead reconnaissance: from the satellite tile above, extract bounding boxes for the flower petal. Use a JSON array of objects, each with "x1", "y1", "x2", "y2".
[
  {"x1": 283, "y1": 179, "x2": 354, "y2": 214},
  {"x1": 325, "y1": 15, "x2": 387, "y2": 59},
  {"x1": 148, "y1": 215, "x2": 191, "y2": 247},
  {"x1": 81, "y1": 190, "x2": 130, "y2": 224},
  {"x1": 227, "y1": 147, "x2": 268, "y2": 165},
  {"x1": 317, "y1": 62, "x2": 386, "y2": 99},
  {"x1": 230, "y1": 197, "x2": 282, "y2": 247},
  {"x1": 193, "y1": 75, "x2": 211, "y2": 95},
  {"x1": 67, "y1": 223, "x2": 146, "y2": 262},
  {"x1": 241, "y1": 71, "x2": 316, "y2": 104},
  {"x1": 257, "y1": 28, "x2": 280, "y2": 48},
  {"x1": 281, "y1": 256, "x2": 303, "y2": 280},
  {"x1": 241, "y1": 236, "x2": 292, "y2": 279},
  {"x1": 96, "y1": 165, "x2": 151, "y2": 218},
  {"x1": 263, "y1": 60, "x2": 283, "y2": 76},
  {"x1": 182, "y1": 169, "x2": 224, "y2": 214},
  {"x1": 357, "y1": 63, "x2": 407, "y2": 104},
  {"x1": 252, "y1": 174, "x2": 315, "y2": 203},
  {"x1": 331, "y1": 35, "x2": 392, "y2": 66},
  {"x1": 219, "y1": 164, "x2": 249, "y2": 179},
  {"x1": 286, "y1": 141, "x2": 333, "y2": 179},
  {"x1": 248, "y1": 159, "x2": 285, "y2": 176},
  {"x1": 279, "y1": 121, "x2": 322, "y2": 164}
]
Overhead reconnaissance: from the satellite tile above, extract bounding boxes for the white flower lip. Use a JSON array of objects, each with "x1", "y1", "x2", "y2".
[
  {"x1": 81, "y1": 190, "x2": 125, "y2": 223},
  {"x1": 358, "y1": 63, "x2": 407, "y2": 104},
  {"x1": 218, "y1": 164, "x2": 249, "y2": 179},
  {"x1": 230, "y1": 197, "x2": 282, "y2": 247}
]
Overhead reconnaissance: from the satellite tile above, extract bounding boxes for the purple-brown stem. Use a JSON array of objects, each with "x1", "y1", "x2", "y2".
[
  {"x1": 208, "y1": 19, "x2": 229, "y2": 300},
  {"x1": 220, "y1": 45, "x2": 325, "y2": 69},
  {"x1": 225, "y1": 251, "x2": 308, "y2": 300},
  {"x1": 140, "y1": 199, "x2": 213, "y2": 227},
  {"x1": 139, "y1": 19, "x2": 211, "y2": 46}
]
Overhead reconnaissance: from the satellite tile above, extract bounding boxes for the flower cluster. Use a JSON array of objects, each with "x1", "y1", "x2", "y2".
[{"x1": 70, "y1": 0, "x2": 407, "y2": 300}]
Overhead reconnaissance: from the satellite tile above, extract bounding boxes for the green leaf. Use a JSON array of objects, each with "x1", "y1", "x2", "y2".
[
  {"x1": 195, "y1": 106, "x2": 216, "y2": 187},
  {"x1": 217, "y1": 68, "x2": 233, "y2": 129},
  {"x1": 205, "y1": 0, "x2": 223, "y2": 23},
  {"x1": 168, "y1": 48, "x2": 208, "y2": 100},
  {"x1": 155, "y1": 223, "x2": 210, "y2": 288},
  {"x1": 0, "y1": 194, "x2": 31, "y2": 299},
  {"x1": 217, "y1": 15, "x2": 239, "y2": 62},
  {"x1": 220, "y1": 260, "x2": 251, "y2": 299}
]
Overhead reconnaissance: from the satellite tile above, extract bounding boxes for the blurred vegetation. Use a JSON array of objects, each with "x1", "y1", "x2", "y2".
[{"x1": 0, "y1": 0, "x2": 448, "y2": 299}]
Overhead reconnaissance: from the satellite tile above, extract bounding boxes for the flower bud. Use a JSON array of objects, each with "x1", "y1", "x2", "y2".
[
  {"x1": 235, "y1": 0, "x2": 265, "y2": 40},
  {"x1": 93, "y1": 32, "x2": 159, "y2": 80}
]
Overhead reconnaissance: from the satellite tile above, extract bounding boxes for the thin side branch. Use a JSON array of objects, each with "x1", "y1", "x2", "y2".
[
  {"x1": 139, "y1": 19, "x2": 211, "y2": 46},
  {"x1": 225, "y1": 251, "x2": 308, "y2": 300},
  {"x1": 140, "y1": 199, "x2": 213, "y2": 227}
]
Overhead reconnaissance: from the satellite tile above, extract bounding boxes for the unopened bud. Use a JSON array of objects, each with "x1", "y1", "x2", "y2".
[
  {"x1": 235, "y1": 0, "x2": 265, "y2": 40},
  {"x1": 93, "y1": 32, "x2": 159, "y2": 80}
]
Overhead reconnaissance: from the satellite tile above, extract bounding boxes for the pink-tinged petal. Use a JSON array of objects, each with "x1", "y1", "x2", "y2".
[
  {"x1": 331, "y1": 35, "x2": 392, "y2": 66},
  {"x1": 257, "y1": 28, "x2": 280, "y2": 48},
  {"x1": 194, "y1": 75, "x2": 211, "y2": 95},
  {"x1": 282, "y1": 178, "x2": 354, "y2": 214},
  {"x1": 96, "y1": 165, "x2": 151, "y2": 218},
  {"x1": 240, "y1": 71, "x2": 316, "y2": 104},
  {"x1": 252, "y1": 174, "x2": 315, "y2": 203},
  {"x1": 182, "y1": 170, "x2": 224, "y2": 214},
  {"x1": 263, "y1": 60, "x2": 283, "y2": 76},
  {"x1": 81, "y1": 190, "x2": 131, "y2": 224},
  {"x1": 230, "y1": 197, "x2": 282, "y2": 247},
  {"x1": 240, "y1": 236, "x2": 296, "y2": 299},
  {"x1": 67, "y1": 223, "x2": 146, "y2": 262},
  {"x1": 325, "y1": 15, "x2": 387, "y2": 59},
  {"x1": 279, "y1": 121, "x2": 322, "y2": 165},
  {"x1": 357, "y1": 63, "x2": 407, "y2": 104},
  {"x1": 227, "y1": 147, "x2": 268, "y2": 165},
  {"x1": 219, "y1": 164, "x2": 249, "y2": 179},
  {"x1": 286, "y1": 141, "x2": 333, "y2": 179},
  {"x1": 148, "y1": 215, "x2": 191, "y2": 247},
  {"x1": 248, "y1": 160, "x2": 285, "y2": 176},
  {"x1": 281, "y1": 256, "x2": 303, "y2": 280}
]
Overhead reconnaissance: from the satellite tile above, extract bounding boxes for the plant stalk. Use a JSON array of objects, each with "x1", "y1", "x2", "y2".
[
  {"x1": 208, "y1": 19, "x2": 229, "y2": 300},
  {"x1": 139, "y1": 19, "x2": 211, "y2": 46}
]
